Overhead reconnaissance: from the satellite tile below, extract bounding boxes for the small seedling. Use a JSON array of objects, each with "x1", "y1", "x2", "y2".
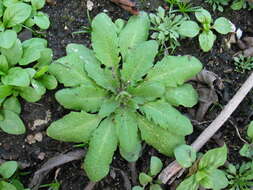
[
  {"x1": 176, "y1": 145, "x2": 228, "y2": 190},
  {"x1": 231, "y1": 0, "x2": 253, "y2": 10},
  {"x1": 178, "y1": 8, "x2": 233, "y2": 52},
  {"x1": 133, "y1": 156, "x2": 163, "y2": 190},
  {"x1": 205, "y1": 0, "x2": 229, "y2": 12},
  {"x1": 233, "y1": 55, "x2": 253, "y2": 73},
  {"x1": 40, "y1": 180, "x2": 61, "y2": 190},
  {"x1": 239, "y1": 121, "x2": 253, "y2": 159}
]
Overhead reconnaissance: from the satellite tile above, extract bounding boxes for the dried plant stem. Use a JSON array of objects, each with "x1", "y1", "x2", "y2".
[{"x1": 159, "y1": 72, "x2": 253, "y2": 184}]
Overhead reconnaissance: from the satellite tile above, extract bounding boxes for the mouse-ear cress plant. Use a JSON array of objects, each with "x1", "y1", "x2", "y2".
[{"x1": 47, "y1": 12, "x2": 203, "y2": 182}]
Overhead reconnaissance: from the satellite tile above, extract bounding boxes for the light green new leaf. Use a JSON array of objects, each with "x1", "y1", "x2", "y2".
[
  {"x1": 129, "y1": 81, "x2": 165, "y2": 103},
  {"x1": 176, "y1": 175, "x2": 199, "y2": 190},
  {"x1": 3, "y1": 3, "x2": 32, "y2": 27},
  {"x1": 0, "y1": 181, "x2": 17, "y2": 190},
  {"x1": 84, "y1": 118, "x2": 118, "y2": 182},
  {"x1": 178, "y1": 21, "x2": 200, "y2": 38},
  {"x1": 247, "y1": 121, "x2": 253, "y2": 140},
  {"x1": 2, "y1": 67, "x2": 30, "y2": 87},
  {"x1": 47, "y1": 111, "x2": 102, "y2": 143},
  {"x1": 22, "y1": 38, "x2": 47, "y2": 48},
  {"x1": 121, "y1": 40, "x2": 158, "y2": 85},
  {"x1": 1, "y1": 39, "x2": 23, "y2": 66},
  {"x1": 39, "y1": 74, "x2": 57, "y2": 90},
  {"x1": 174, "y1": 145, "x2": 196, "y2": 168},
  {"x1": 213, "y1": 17, "x2": 232, "y2": 35},
  {"x1": 85, "y1": 60, "x2": 119, "y2": 93},
  {"x1": 91, "y1": 13, "x2": 120, "y2": 68},
  {"x1": 0, "y1": 161, "x2": 18, "y2": 179},
  {"x1": 138, "y1": 116, "x2": 185, "y2": 156},
  {"x1": 30, "y1": 79, "x2": 46, "y2": 96},
  {"x1": 37, "y1": 48, "x2": 53, "y2": 66},
  {"x1": 139, "y1": 173, "x2": 152, "y2": 186},
  {"x1": 55, "y1": 85, "x2": 108, "y2": 113},
  {"x1": 140, "y1": 100, "x2": 193, "y2": 136},
  {"x1": 150, "y1": 184, "x2": 163, "y2": 190},
  {"x1": 119, "y1": 12, "x2": 150, "y2": 59},
  {"x1": 195, "y1": 9, "x2": 212, "y2": 23},
  {"x1": 115, "y1": 111, "x2": 140, "y2": 161},
  {"x1": 49, "y1": 54, "x2": 92, "y2": 87},
  {"x1": 0, "y1": 55, "x2": 8, "y2": 73},
  {"x1": 98, "y1": 98, "x2": 119, "y2": 118},
  {"x1": 199, "y1": 31, "x2": 216, "y2": 52},
  {"x1": 199, "y1": 145, "x2": 227, "y2": 170},
  {"x1": 34, "y1": 12, "x2": 50, "y2": 29},
  {"x1": 19, "y1": 86, "x2": 42, "y2": 102},
  {"x1": 31, "y1": 0, "x2": 45, "y2": 10},
  {"x1": 165, "y1": 84, "x2": 198, "y2": 107},
  {"x1": 146, "y1": 55, "x2": 202, "y2": 87},
  {"x1": 3, "y1": 96, "x2": 21, "y2": 114},
  {"x1": 2, "y1": 0, "x2": 19, "y2": 7},
  {"x1": 150, "y1": 156, "x2": 163, "y2": 176},
  {"x1": 0, "y1": 110, "x2": 25, "y2": 135},
  {"x1": 0, "y1": 30, "x2": 17, "y2": 49},
  {"x1": 0, "y1": 85, "x2": 12, "y2": 99},
  {"x1": 132, "y1": 186, "x2": 143, "y2": 190}
]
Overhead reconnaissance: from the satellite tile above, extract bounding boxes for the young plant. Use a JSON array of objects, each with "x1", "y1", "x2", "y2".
[
  {"x1": 0, "y1": 161, "x2": 30, "y2": 190},
  {"x1": 176, "y1": 145, "x2": 229, "y2": 190},
  {"x1": 239, "y1": 121, "x2": 253, "y2": 159},
  {"x1": 47, "y1": 12, "x2": 203, "y2": 182},
  {"x1": 205, "y1": 0, "x2": 229, "y2": 12},
  {"x1": 231, "y1": 0, "x2": 253, "y2": 10},
  {"x1": 133, "y1": 156, "x2": 163, "y2": 190},
  {"x1": 226, "y1": 162, "x2": 253, "y2": 189},
  {"x1": 0, "y1": 37, "x2": 57, "y2": 135},
  {"x1": 0, "y1": 0, "x2": 50, "y2": 33},
  {"x1": 233, "y1": 55, "x2": 253, "y2": 73},
  {"x1": 149, "y1": 7, "x2": 188, "y2": 52},
  {"x1": 178, "y1": 8, "x2": 233, "y2": 52}
]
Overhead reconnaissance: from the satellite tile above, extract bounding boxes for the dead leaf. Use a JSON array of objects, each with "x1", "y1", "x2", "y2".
[{"x1": 110, "y1": 0, "x2": 139, "y2": 15}]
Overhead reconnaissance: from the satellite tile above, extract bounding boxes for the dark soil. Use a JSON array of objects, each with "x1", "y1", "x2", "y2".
[{"x1": 1, "y1": 0, "x2": 253, "y2": 189}]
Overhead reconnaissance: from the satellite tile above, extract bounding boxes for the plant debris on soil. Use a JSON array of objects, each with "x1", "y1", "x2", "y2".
[{"x1": 1, "y1": 0, "x2": 253, "y2": 189}]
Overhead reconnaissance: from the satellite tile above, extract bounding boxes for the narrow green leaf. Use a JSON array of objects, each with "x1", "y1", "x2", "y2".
[
  {"x1": 34, "y1": 12, "x2": 50, "y2": 30},
  {"x1": 2, "y1": 67, "x2": 30, "y2": 87},
  {"x1": 146, "y1": 55, "x2": 202, "y2": 87},
  {"x1": 174, "y1": 145, "x2": 196, "y2": 168},
  {"x1": 140, "y1": 100, "x2": 193, "y2": 136},
  {"x1": 178, "y1": 21, "x2": 200, "y2": 37},
  {"x1": 247, "y1": 121, "x2": 253, "y2": 140},
  {"x1": 91, "y1": 13, "x2": 120, "y2": 68},
  {"x1": 213, "y1": 17, "x2": 232, "y2": 34},
  {"x1": 139, "y1": 173, "x2": 152, "y2": 186},
  {"x1": 84, "y1": 118, "x2": 118, "y2": 181},
  {"x1": 176, "y1": 175, "x2": 199, "y2": 190},
  {"x1": 0, "y1": 110, "x2": 25, "y2": 135},
  {"x1": 121, "y1": 40, "x2": 158, "y2": 85},
  {"x1": 150, "y1": 156, "x2": 163, "y2": 176},
  {"x1": 47, "y1": 111, "x2": 102, "y2": 143},
  {"x1": 165, "y1": 84, "x2": 198, "y2": 107},
  {"x1": 0, "y1": 161, "x2": 18, "y2": 179},
  {"x1": 0, "y1": 55, "x2": 8, "y2": 73},
  {"x1": 3, "y1": 96, "x2": 21, "y2": 114},
  {"x1": 0, "y1": 30, "x2": 17, "y2": 49},
  {"x1": 199, "y1": 31, "x2": 216, "y2": 52},
  {"x1": 138, "y1": 116, "x2": 185, "y2": 156},
  {"x1": 119, "y1": 12, "x2": 150, "y2": 59},
  {"x1": 55, "y1": 85, "x2": 108, "y2": 113}
]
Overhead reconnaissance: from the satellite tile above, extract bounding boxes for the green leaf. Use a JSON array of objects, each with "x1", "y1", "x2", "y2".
[
  {"x1": 247, "y1": 121, "x2": 253, "y2": 140},
  {"x1": 91, "y1": 13, "x2": 120, "y2": 68},
  {"x1": 1, "y1": 39, "x2": 23, "y2": 66},
  {"x1": 115, "y1": 18, "x2": 125, "y2": 33},
  {"x1": 231, "y1": 0, "x2": 244, "y2": 10},
  {"x1": 174, "y1": 145, "x2": 196, "y2": 168},
  {"x1": 239, "y1": 143, "x2": 253, "y2": 158},
  {"x1": 138, "y1": 116, "x2": 185, "y2": 156},
  {"x1": 0, "y1": 55, "x2": 8, "y2": 73},
  {"x1": 47, "y1": 111, "x2": 102, "y2": 143},
  {"x1": 30, "y1": 79, "x2": 46, "y2": 96},
  {"x1": 132, "y1": 186, "x2": 144, "y2": 190},
  {"x1": 3, "y1": 96, "x2": 21, "y2": 114},
  {"x1": 84, "y1": 117, "x2": 118, "y2": 181},
  {"x1": 3, "y1": 3, "x2": 32, "y2": 27},
  {"x1": 49, "y1": 54, "x2": 92, "y2": 87},
  {"x1": 22, "y1": 38, "x2": 47, "y2": 49},
  {"x1": 178, "y1": 21, "x2": 200, "y2": 37},
  {"x1": 121, "y1": 40, "x2": 158, "y2": 85},
  {"x1": 213, "y1": 17, "x2": 232, "y2": 34},
  {"x1": 0, "y1": 85, "x2": 12, "y2": 99},
  {"x1": 0, "y1": 181, "x2": 17, "y2": 190},
  {"x1": 140, "y1": 100, "x2": 193, "y2": 136},
  {"x1": 34, "y1": 12, "x2": 50, "y2": 29},
  {"x1": 195, "y1": 9, "x2": 212, "y2": 23},
  {"x1": 129, "y1": 81, "x2": 165, "y2": 103},
  {"x1": 0, "y1": 30, "x2": 17, "y2": 49},
  {"x1": 199, "y1": 145, "x2": 227, "y2": 170},
  {"x1": 165, "y1": 84, "x2": 198, "y2": 107},
  {"x1": 85, "y1": 60, "x2": 119, "y2": 93},
  {"x1": 31, "y1": 0, "x2": 45, "y2": 9},
  {"x1": 19, "y1": 86, "x2": 42, "y2": 102},
  {"x1": 39, "y1": 74, "x2": 57, "y2": 90},
  {"x1": 146, "y1": 55, "x2": 202, "y2": 87},
  {"x1": 0, "y1": 110, "x2": 25, "y2": 135},
  {"x1": 119, "y1": 12, "x2": 150, "y2": 59},
  {"x1": 199, "y1": 31, "x2": 216, "y2": 52},
  {"x1": 115, "y1": 111, "x2": 140, "y2": 161},
  {"x1": 150, "y1": 184, "x2": 163, "y2": 190},
  {"x1": 55, "y1": 85, "x2": 107, "y2": 113},
  {"x1": 199, "y1": 169, "x2": 228, "y2": 189},
  {"x1": 150, "y1": 156, "x2": 163, "y2": 176},
  {"x1": 37, "y1": 48, "x2": 53, "y2": 66},
  {"x1": 98, "y1": 98, "x2": 119, "y2": 118},
  {"x1": 0, "y1": 161, "x2": 18, "y2": 179},
  {"x1": 2, "y1": 67, "x2": 30, "y2": 87},
  {"x1": 2, "y1": 0, "x2": 19, "y2": 7},
  {"x1": 120, "y1": 143, "x2": 141, "y2": 162},
  {"x1": 139, "y1": 173, "x2": 152, "y2": 186},
  {"x1": 176, "y1": 175, "x2": 199, "y2": 190}
]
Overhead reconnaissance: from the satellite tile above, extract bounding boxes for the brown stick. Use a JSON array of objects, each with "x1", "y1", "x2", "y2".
[{"x1": 159, "y1": 72, "x2": 253, "y2": 184}]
